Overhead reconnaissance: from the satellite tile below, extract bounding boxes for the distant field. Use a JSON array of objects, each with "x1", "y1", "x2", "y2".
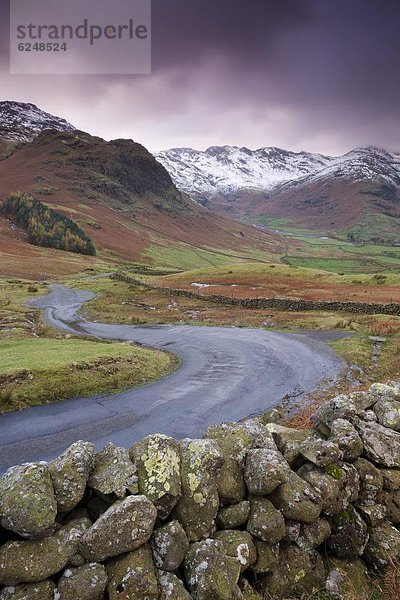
[{"x1": 255, "y1": 218, "x2": 400, "y2": 273}]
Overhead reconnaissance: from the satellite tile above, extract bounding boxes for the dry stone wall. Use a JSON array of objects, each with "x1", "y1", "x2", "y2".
[
  {"x1": 112, "y1": 272, "x2": 400, "y2": 316},
  {"x1": 1, "y1": 382, "x2": 400, "y2": 599}
]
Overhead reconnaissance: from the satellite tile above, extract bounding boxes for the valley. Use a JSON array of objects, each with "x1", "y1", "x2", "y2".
[
  {"x1": 156, "y1": 145, "x2": 400, "y2": 245},
  {"x1": 0, "y1": 101, "x2": 399, "y2": 424},
  {"x1": 2, "y1": 1, "x2": 400, "y2": 596}
]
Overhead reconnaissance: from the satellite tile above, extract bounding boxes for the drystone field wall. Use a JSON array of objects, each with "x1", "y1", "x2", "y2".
[
  {"x1": 113, "y1": 272, "x2": 400, "y2": 316},
  {"x1": 1, "y1": 383, "x2": 400, "y2": 600}
]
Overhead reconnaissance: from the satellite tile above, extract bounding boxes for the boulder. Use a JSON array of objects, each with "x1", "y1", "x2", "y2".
[
  {"x1": 130, "y1": 434, "x2": 182, "y2": 519},
  {"x1": 363, "y1": 520, "x2": 400, "y2": 568},
  {"x1": 106, "y1": 544, "x2": 159, "y2": 600},
  {"x1": 88, "y1": 442, "x2": 137, "y2": 499},
  {"x1": 327, "y1": 506, "x2": 369, "y2": 558},
  {"x1": 0, "y1": 463, "x2": 57, "y2": 538},
  {"x1": 370, "y1": 381, "x2": 400, "y2": 401},
  {"x1": 325, "y1": 557, "x2": 372, "y2": 600},
  {"x1": 48, "y1": 441, "x2": 94, "y2": 514},
  {"x1": 330, "y1": 419, "x2": 363, "y2": 462},
  {"x1": 150, "y1": 519, "x2": 189, "y2": 571},
  {"x1": 250, "y1": 540, "x2": 279, "y2": 574},
  {"x1": 373, "y1": 397, "x2": 400, "y2": 431},
  {"x1": 238, "y1": 418, "x2": 277, "y2": 450},
  {"x1": 158, "y1": 570, "x2": 193, "y2": 599},
  {"x1": 0, "y1": 516, "x2": 91, "y2": 585},
  {"x1": 354, "y1": 419, "x2": 400, "y2": 467},
  {"x1": 216, "y1": 501, "x2": 250, "y2": 529},
  {"x1": 381, "y1": 468, "x2": 400, "y2": 491},
  {"x1": 174, "y1": 439, "x2": 223, "y2": 542},
  {"x1": 269, "y1": 472, "x2": 322, "y2": 523},
  {"x1": 380, "y1": 489, "x2": 400, "y2": 523},
  {"x1": 257, "y1": 543, "x2": 325, "y2": 599},
  {"x1": 354, "y1": 458, "x2": 383, "y2": 505},
  {"x1": 358, "y1": 409, "x2": 378, "y2": 422},
  {"x1": 296, "y1": 518, "x2": 331, "y2": 550},
  {"x1": 299, "y1": 438, "x2": 342, "y2": 467},
  {"x1": 349, "y1": 390, "x2": 379, "y2": 411},
  {"x1": 56, "y1": 563, "x2": 107, "y2": 600},
  {"x1": 183, "y1": 539, "x2": 241, "y2": 600},
  {"x1": 244, "y1": 448, "x2": 290, "y2": 495},
  {"x1": 266, "y1": 424, "x2": 312, "y2": 467},
  {"x1": 205, "y1": 423, "x2": 252, "y2": 503},
  {"x1": 299, "y1": 462, "x2": 359, "y2": 516},
  {"x1": 214, "y1": 530, "x2": 257, "y2": 572},
  {"x1": 297, "y1": 463, "x2": 345, "y2": 516},
  {"x1": 247, "y1": 497, "x2": 286, "y2": 543},
  {"x1": 80, "y1": 495, "x2": 157, "y2": 562},
  {"x1": 312, "y1": 395, "x2": 359, "y2": 430},
  {"x1": 0, "y1": 581, "x2": 56, "y2": 600},
  {"x1": 355, "y1": 503, "x2": 386, "y2": 527}
]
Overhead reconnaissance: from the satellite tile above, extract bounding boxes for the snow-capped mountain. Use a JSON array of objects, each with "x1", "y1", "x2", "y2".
[
  {"x1": 155, "y1": 146, "x2": 332, "y2": 202},
  {"x1": 280, "y1": 146, "x2": 400, "y2": 192},
  {"x1": 0, "y1": 101, "x2": 75, "y2": 142},
  {"x1": 155, "y1": 145, "x2": 400, "y2": 203}
]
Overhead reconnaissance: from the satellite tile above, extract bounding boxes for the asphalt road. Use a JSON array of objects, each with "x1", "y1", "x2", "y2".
[{"x1": 0, "y1": 285, "x2": 342, "y2": 470}]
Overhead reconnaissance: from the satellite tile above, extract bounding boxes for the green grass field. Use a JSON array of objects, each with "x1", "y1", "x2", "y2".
[
  {"x1": 0, "y1": 337, "x2": 151, "y2": 374},
  {"x1": 0, "y1": 279, "x2": 177, "y2": 412}
]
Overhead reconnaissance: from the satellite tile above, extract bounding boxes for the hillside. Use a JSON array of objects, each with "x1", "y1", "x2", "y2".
[
  {"x1": 0, "y1": 103, "x2": 285, "y2": 279},
  {"x1": 156, "y1": 145, "x2": 400, "y2": 243}
]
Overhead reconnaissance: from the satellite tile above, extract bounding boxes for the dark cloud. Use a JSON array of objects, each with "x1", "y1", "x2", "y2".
[
  {"x1": 151, "y1": 0, "x2": 312, "y2": 69},
  {"x1": 0, "y1": 0, "x2": 399, "y2": 153}
]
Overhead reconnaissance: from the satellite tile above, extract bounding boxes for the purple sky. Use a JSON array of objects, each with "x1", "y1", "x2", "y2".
[{"x1": 1, "y1": 0, "x2": 399, "y2": 154}]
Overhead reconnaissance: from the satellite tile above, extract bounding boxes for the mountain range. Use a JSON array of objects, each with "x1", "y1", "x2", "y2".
[
  {"x1": 156, "y1": 145, "x2": 400, "y2": 243},
  {"x1": 0, "y1": 102, "x2": 283, "y2": 279},
  {"x1": 1, "y1": 99, "x2": 399, "y2": 282}
]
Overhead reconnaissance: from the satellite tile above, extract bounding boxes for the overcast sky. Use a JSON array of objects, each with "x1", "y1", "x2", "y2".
[{"x1": 1, "y1": 0, "x2": 399, "y2": 154}]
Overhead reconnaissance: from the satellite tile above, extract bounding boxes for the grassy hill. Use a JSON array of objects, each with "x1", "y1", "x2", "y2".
[{"x1": 0, "y1": 130, "x2": 285, "y2": 279}]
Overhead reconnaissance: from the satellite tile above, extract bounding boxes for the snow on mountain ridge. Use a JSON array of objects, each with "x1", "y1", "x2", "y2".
[
  {"x1": 155, "y1": 145, "x2": 332, "y2": 199},
  {"x1": 155, "y1": 145, "x2": 400, "y2": 201},
  {"x1": 0, "y1": 101, "x2": 76, "y2": 142}
]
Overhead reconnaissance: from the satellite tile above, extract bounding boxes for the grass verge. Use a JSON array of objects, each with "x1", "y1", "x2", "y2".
[
  {"x1": 0, "y1": 347, "x2": 177, "y2": 413},
  {"x1": 0, "y1": 279, "x2": 178, "y2": 413}
]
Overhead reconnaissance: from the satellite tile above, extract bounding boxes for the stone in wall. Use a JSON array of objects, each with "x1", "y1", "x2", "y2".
[{"x1": 0, "y1": 381, "x2": 399, "y2": 598}]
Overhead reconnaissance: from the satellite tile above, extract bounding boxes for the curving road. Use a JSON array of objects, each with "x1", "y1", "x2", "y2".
[{"x1": 0, "y1": 285, "x2": 342, "y2": 470}]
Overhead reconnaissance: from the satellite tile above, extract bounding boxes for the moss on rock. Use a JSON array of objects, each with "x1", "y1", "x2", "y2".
[
  {"x1": 49, "y1": 440, "x2": 95, "y2": 514},
  {"x1": 0, "y1": 463, "x2": 57, "y2": 538},
  {"x1": 247, "y1": 497, "x2": 285, "y2": 544},
  {"x1": 130, "y1": 434, "x2": 182, "y2": 519},
  {"x1": 174, "y1": 439, "x2": 223, "y2": 542},
  {"x1": 0, "y1": 581, "x2": 56, "y2": 599},
  {"x1": 80, "y1": 495, "x2": 157, "y2": 562},
  {"x1": 214, "y1": 530, "x2": 257, "y2": 573},
  {"x1": 0, "y1": 517, "x2": 91, "y2": 585},
  {"x1": 88, "y1": 442, "x2": 137, "y2": 500},
  {"x1": 150, "y1": 520, "x2": 189, "y2": 571},
  {"x1": 56, "y1": 563, "x2": 107, "y2": 600},
  {"x1": 183, "y1": 539, "x2": 241, "y2": 600},
  {"x1": 216, "y1": 501, "x2": 250, "y2": 529},
  {"x1": 106, "y1": 544, "x2": 159, "y2": 600}
]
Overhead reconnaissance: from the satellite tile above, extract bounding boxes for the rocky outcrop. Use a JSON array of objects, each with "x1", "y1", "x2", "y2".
[{"x1": 0, "y1": 382, "x2": 400, "y2": 598}]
